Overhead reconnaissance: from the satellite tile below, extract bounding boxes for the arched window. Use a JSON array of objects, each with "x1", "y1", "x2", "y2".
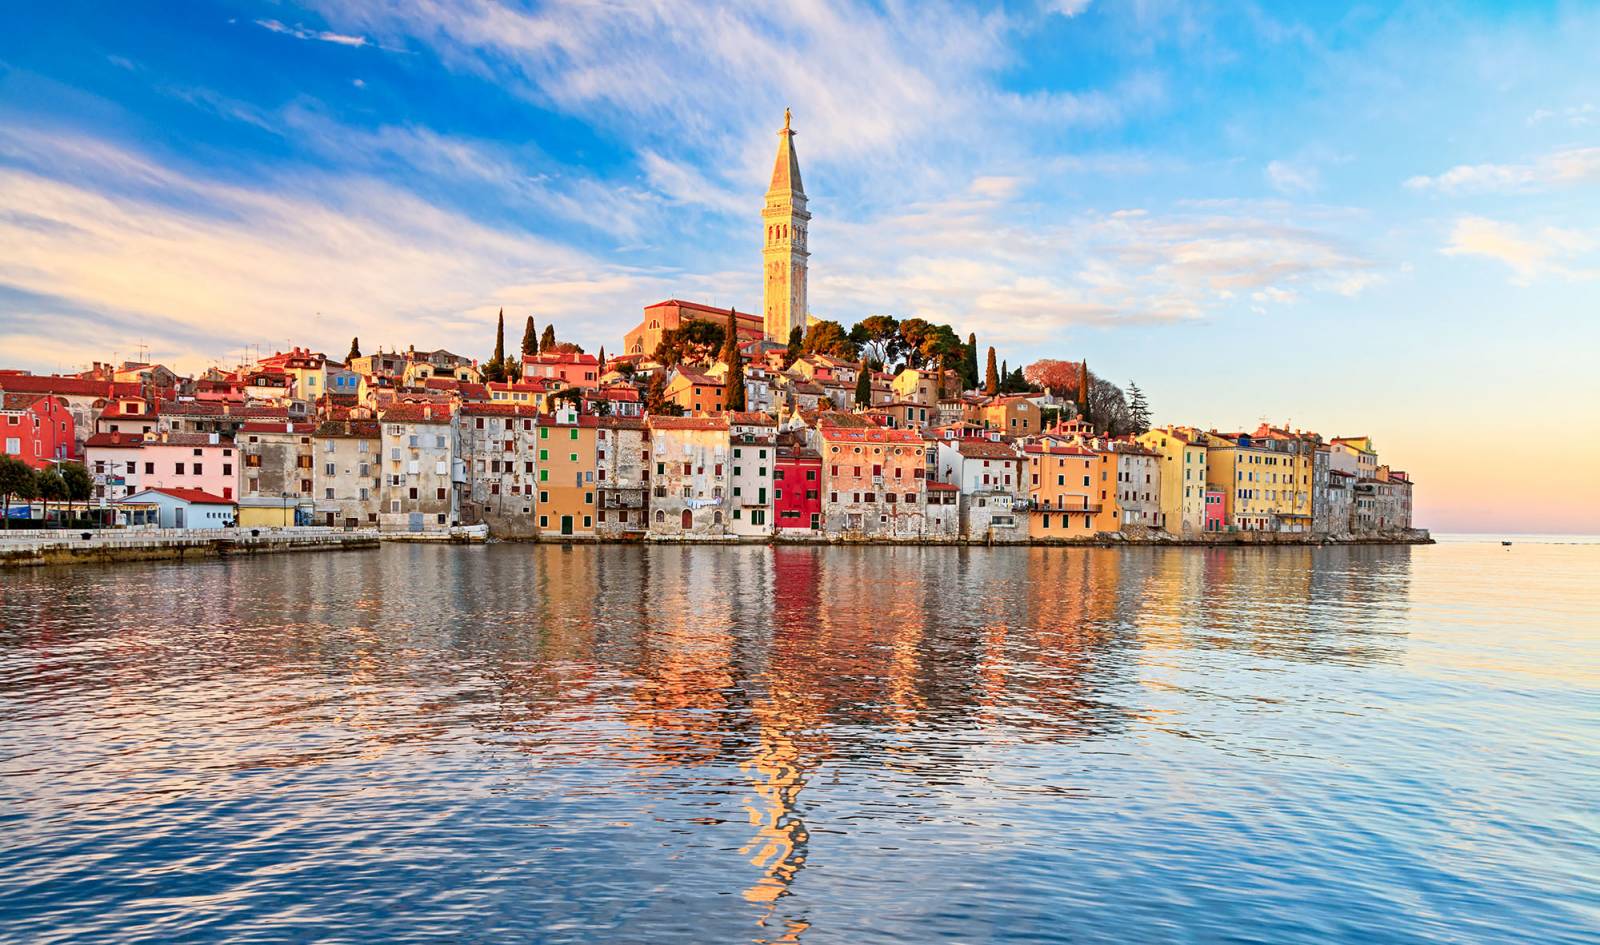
[
  {"x1": 713, "y1": 511, "x2": 723, "y2": 525},
  {"x1": 655, "y1": 509, "x2": 665, "y2": 523}
]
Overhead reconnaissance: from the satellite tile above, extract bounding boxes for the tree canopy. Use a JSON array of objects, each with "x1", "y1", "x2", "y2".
[
  {"x1": 521, "y1": 316, "x2": 538, "y2": 357},
  {"x1": 801, "y1": 320, "x2": 858, "y2": 360},
  {"x1": 653, "y1": 320, "x2": 725, "y2": 367}
]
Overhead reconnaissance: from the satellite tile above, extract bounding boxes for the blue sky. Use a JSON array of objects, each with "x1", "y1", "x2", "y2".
[{"x1": 2, "y1": 1, "x2": 1597, "y2": 531}]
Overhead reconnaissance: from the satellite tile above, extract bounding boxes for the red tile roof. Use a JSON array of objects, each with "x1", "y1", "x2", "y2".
[
  {"x1": 380, "y1": 404, "x2": 453, "y2": 422},
  {"x1": 84, "y1": 432, "x2": 147, "y2": 449},
  {"x1": 648, "y1": 416, "x2": 730, "y2": 431},
  {"x1": 0, "y1": 374, "x2": 142, "y2": 398},
  {"x1": 955, "y1": 439, "x2": 1021, "y2": 459},
  {"x1": 129, "y1": 487, "x2": 235, "y2": 505}
]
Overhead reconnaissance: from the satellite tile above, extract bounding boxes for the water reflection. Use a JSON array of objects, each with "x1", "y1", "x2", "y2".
[{"x1": 4, "y1": 542, "x2": 1594, "y2": 945}]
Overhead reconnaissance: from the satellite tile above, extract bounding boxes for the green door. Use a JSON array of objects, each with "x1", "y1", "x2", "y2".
[{"x1": 561, "y1": 515, "x2": 573, "y2": 536}]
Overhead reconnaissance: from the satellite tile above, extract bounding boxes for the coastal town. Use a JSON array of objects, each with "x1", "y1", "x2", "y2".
[{"x1": 1, "y1": 112, "x2": 1417, "y2": 546}]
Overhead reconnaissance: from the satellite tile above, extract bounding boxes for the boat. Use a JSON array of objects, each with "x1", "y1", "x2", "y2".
[{"x1": 1502, "y1": 540, "x2": 1512, "y2": 547}]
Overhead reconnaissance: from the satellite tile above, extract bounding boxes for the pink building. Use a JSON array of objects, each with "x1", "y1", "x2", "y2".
[
  {"x1": 1204, "y1": 488, "x2": 1226, "y2": 532},
  {"x1": 85, "y1": 431, "x2": 240, "y2": 502}
]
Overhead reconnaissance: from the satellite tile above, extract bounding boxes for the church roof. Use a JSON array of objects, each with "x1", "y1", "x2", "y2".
[{"x1": 768, "y1": 109, "x2": 804, "y2": 197}]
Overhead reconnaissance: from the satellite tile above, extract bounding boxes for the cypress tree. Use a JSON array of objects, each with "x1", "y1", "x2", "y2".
[
  {"x1": 854, "y1": 362, "x2": 871, "y2": 406},
  {"x1": 493, "y1": 309, "x2": 506, "y2": 365},
  {"x1": 346, "y1": 337, "x2": 361, "y2": 363},
  {"x1": 784, "y1": 326, "x2": 803, "y2": 368},
  {"x1": 964, "y1": 332, "x2": 979, "y2": 390},
  {"x1": 598, "y1": 346, "x2": 607, "y2": 372},
  {"x1": 726, "y1": 350, "x2": 746, "y2": 412},
  {"x1": 984, "y1": 347, "x2": 999, "y2": 396},
  {"x1": 1001, "y1": 359, "x2": 1008, "y2": 391},
  {"x1": 539, "y1": 324, "x2": 556, "y2": 353},
  {"x1": 521, "y1": 316, "x2": 538, "y2": 356}
]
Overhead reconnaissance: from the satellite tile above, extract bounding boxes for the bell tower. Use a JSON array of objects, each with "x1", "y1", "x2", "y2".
[{"x1": 762, "y1": 108, "x2": 809, "y2": 344}]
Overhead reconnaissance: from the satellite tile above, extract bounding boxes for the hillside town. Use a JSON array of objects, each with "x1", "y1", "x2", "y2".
[{"x1": 1, "y1": 112, "x2": 1416, "y2": 543}]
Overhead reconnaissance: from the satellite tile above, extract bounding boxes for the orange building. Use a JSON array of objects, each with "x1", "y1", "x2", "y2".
[
  {"x1": 665, "y1": 368, "x2": 727, "y2": 415},
  {"x1": 1022, "y1": 442, "x2": 1099, "y2": 537},
  {"x1": 623, "y1": 299, "x2": 765, "y2": 358},
  {"x1": 535, "y1": 405, "x2": 600, "y2": 537}
]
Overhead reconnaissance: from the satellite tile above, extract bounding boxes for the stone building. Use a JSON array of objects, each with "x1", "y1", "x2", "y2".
[
  {"x1": 647, "y1": 415, "x2": 732, "y2": 538},
  {"x1": 237, "y1": 421, "x2": 318, "y2": 527},
  {"x1": 1112, "y1": 442, "x2": 1162, "y2": 529},
  {"x1": 817, "y1": 424, "x2": 932, "y2": 540},
  {"x1": 937, "y1": 438, "x2": 1029, "y2": 542},
  {"x1": 1312, "y1": 445, "x2": 1352, "y2": 538},
  {"x1": 596, "y1": 416, "x2": 649, "y2": 539},
  {"x1": 379, "y1": 403, "x2": 457, "y2": 533},
  {"x1": 312, "y1": 419, "x2": 382, "y2": 528},
  {"x1": 456, "y1": 403, "x2": 541, "y2": 538}
]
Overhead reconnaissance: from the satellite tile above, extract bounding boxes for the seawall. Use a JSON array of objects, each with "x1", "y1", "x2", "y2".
[{"x1": 0, "y1": 527, "x2": 381, "y2": 569}]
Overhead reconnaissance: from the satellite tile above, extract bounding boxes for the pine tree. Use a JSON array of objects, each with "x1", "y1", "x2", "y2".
[
  {"x1": 345, "y1": 337, "x2": 361, "y2": 363},
  {"x1": 539, "y1": 324, "x2": 556, "y2": 353},
  {"x1": 964, "y1": 332, "x2": 979, "y2": 391},
  {"x1": 521, "y1": 316, "x2": 538, "y2": 357},
  {"x1": 854, "y1": 362, "x2": 871, "y2": 406},
  {"x1": 1127, "y1": 381, "x2": 1151, "y2": 434},
  {"x1": 985, "y1": 347, "x2": 999, "y2": 396}
]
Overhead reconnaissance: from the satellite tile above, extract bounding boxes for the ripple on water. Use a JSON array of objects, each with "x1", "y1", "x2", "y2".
[{"x1": 1, "y1": 541, "x2": 1596, "y2": 944}]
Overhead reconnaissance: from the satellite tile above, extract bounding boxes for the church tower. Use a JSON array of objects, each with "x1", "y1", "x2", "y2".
[{"x1": 762, "y1": 108, "x2": 809, "y2": 343}]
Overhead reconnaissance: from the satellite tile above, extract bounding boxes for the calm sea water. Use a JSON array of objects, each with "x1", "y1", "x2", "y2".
[{"x1": 1, "y1": 539, "x2": 1595, "y2": 944}]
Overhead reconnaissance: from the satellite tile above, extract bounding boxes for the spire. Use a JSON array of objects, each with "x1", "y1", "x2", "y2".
[{"x1": 769, "y1": 107, "x2": 804, "y2": 197}]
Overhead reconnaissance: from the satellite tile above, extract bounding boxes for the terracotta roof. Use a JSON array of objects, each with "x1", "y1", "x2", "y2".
[
  {"x1": 818, "y1": 425, "x2": 924, "y2": 445},
  {"x1": 127, "y1": 487, "x2": 234, "y2": 505},
  {"x1": 459, "y1": 403, "x2": 542, "y2": 417},
  {"x1": 927, "y1": 481, "x2": 959, "y2": 491},
  {"x1": 726, "y1": 411, "x2": 775, "y2": 425},
  {"x1": 955, "y1": 439, "x2": 1021, "y2": 459},
  {"x1": 0, "y1": 374, "x2": 142, "y2": 398},
  {"x1": 314, "y1": 420, "x2": 381, "y2": 438},
  {"x1": 2, "y1": 392, "x2": 53, "y2": 411},
  {"x1": 380, "y1": 404, "x2": 453, "y2": 423},
  {"x1": 523, "y1": 350, "x2": 599, "y2": 366},
  {"x1": 1022, "y1": 443, "x2": 1096, "y2": 457},
  {"x1": 646, "y1": 299, "x2": 764, "y2": 321},
  {"x1": 598, "y1": 416, "x2": 647, "y2": 430},
  {"x1": 648, "y1": 416, "x2": 730, "y2": 431},
  {"x1": 84, "y1": 432, "x2": 146, "y2": 449}
]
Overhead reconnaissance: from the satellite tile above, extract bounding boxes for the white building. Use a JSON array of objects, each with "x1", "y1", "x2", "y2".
[
  {"x1": 122, "y1": 487, "x2": 235, "y2": 529},
  {"x1": 379, "y1": 404, "x2": 458, "y2": 533}
]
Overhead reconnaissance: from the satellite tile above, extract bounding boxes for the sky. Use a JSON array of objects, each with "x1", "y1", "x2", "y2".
[{"x1": 1, "y1": 1, "x2": 1597, "y2": 533}]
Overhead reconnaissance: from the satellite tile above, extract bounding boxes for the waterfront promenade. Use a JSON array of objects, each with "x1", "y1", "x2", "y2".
[{"x1": 0, "y1": 526, "x2": 380, "y2": 568}]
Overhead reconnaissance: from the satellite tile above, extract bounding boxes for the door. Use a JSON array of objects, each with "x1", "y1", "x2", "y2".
[
  {"x1": 681, "y1": 509, "x2": 693, "y2": 530},
  {"x1": 408, "y1": 512, "x2": 423, "y2": 532},
  {"x1": 561, "y1": 515, "x2": 573, "y2": 536},
  {"x1": 174, "y1": 506, "x2": 185, "y2": 529}
]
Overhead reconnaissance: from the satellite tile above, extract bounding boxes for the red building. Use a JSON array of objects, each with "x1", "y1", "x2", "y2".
[
  {"x1": 1204, "y1": 488, "x2": 1226, "y2": 532},
  {"x1": 773, "y1": 445, "x2": 822, "y2": 533},
  {"x1": 2, "y1": 393, "x2": 76, "y2": 468}
]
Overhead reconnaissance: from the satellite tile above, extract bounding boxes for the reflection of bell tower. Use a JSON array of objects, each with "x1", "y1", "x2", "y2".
[{"x1": 762, "y1": 108, "x2": 809, "y2": 343}]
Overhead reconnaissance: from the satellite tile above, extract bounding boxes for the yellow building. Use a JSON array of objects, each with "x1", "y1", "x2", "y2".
[
  {"x1": 1138, "y1": 426, "x2": 1209, "y2": 535},
  {"x1": 535, "y1": 405, "x2": 599, "y2": 537},
  {"x1": 981, "y1": 394, "x2": 1039, "y2": 435},
  {"x1": 1022, "y1": 442, "x2": 1099, "y2": 538},
  {"x1": 1202, "y1": 431, "x2": 1277, "y2": 531},
  {"x1": 1250, "y1": 424, "x2": 1317, "y2": 533}
]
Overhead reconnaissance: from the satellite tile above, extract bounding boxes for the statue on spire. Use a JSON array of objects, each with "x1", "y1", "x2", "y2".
[{"x1": 783, "y1": 106, "x2": 791, "y2": 131}]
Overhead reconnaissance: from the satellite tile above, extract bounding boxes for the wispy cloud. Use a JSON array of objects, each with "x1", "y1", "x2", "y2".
[
  {"x1": 1405, "y1": 147, "x2": 1600, "y2": 194},
  {"x1": 1441, "y1": 216, "x2": 1597, "y2": 284},
  {"x1": 1527, "y1": 103, "x2": 1596, "y2": 127},
  {"x1": 254, "y1": 18, "x2": 371, "y2": 49},
  {"x1": 1265, "y1": 160, "x2": 1320, "y2": 195},
  {"x1": 0, "y1": 130, "x2": 698, "y2": 372}
]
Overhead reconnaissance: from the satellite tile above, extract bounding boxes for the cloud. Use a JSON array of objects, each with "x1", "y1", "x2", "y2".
[
  {"x1": 1527, "y1": 103, "x2": 1596, "y2": 127},
  {"x1": 254, "y1": 18, "x2": 371, "y2": 48},
  {"x1": 815, "y1": 186, "x2": 1380, "y2": 343},
  {"x1": 1265, "y1": 160, "x2": 1319, "y2": 195},
  {"x1": 1048, "y1": 0, "x2": 1093, "y2": 16},
  {"x1": 1441, "y1": 216, "x2": 1597, "y2": 284},
  {"x1": 1405, "y1": 147, "x2": 1600, "y2": 194},
  {"x1": 0, "y1": 129, "x2": 699, "y2": 373}
]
